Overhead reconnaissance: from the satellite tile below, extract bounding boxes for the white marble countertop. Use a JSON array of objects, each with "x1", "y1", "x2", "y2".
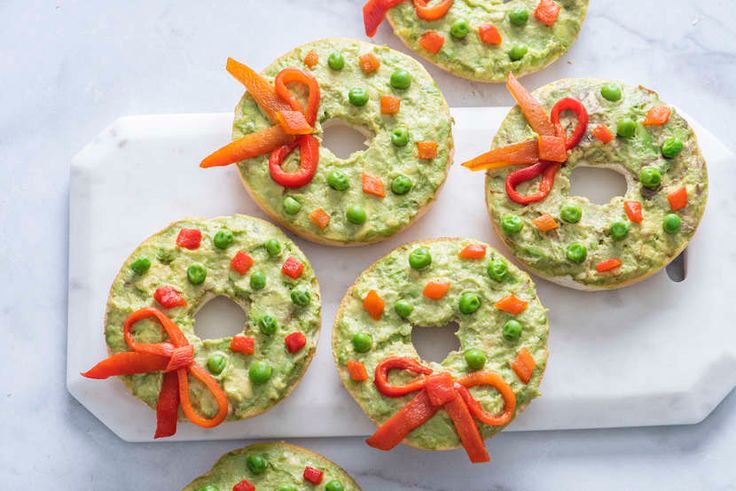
[{"x1": 2, "y1": 0, "x2": 736, "y2": 489}]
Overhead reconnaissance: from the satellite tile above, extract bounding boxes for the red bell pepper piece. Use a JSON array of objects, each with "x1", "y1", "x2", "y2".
[
  {"x1": 285, "y1": 332, "x2": 307, "y2": 353},
  {"x1": 281, "y1": 256, "x2": 305, "y2": 279},
  {"x1": 419, "y1": 31, "x2": 445, "y2": 54},
  {"x1": 153, "y1": 286, "x2": 187, "y2": 309},
  {"x1": 442, "y1": 391, "x2": 490, "y2": 463},
  {"x1": 154, "y1": 371, "x2": 180, "y2": 439},
  {"x1": 624, "y1": 200, "x2": 643, "y2": 223},
  {"x1": 366, "y1": 390, "x2": 439, "y2": 450},
  {"x1": 458, "y1": 244, "x2": 486, "y2": 260},
  {"x1": 478, "y1": 24, "x2": 502, "y2": 45},
  {"x1": 494, "y1": 294, "x2": 528, "y2": 315},
  {"x1": 347, "y1": 360, "x2": 369, "y2": 382},
  {"x1": 230, "y1": 335, "x2": 255, "y2": 355},
  {"x1": 268, "y1": 134, "x2": 319, "y2": 188},
  {"x1": 274, "y1": 68, "x2": 320, "y2": 127},
  {"x1": 505, "y1": 161, "x2": 560, "y2": 205},
  {"x1": 176, "y1": 228, "x2": 202, "y2": 250},
  {"x1": 363, "y1": 0, "x2": 404, "y2": 37},
  {"x1": 535, "y1": 0, "x2": 561, "y2": 26},
  {"x1": 413, "y1": 0, "x2": 453, "y2": 21},
  {"x1": 511, "y1": 347, "x2": 536, "y2": 384},
  {"x1": 668, "y1": 186, "x2": 688, "y2": 211},
  {"x1": 81, "y1": 351, "x2": 170, "y2": 379},
  {"x1": 232, "y1": 480, "x2": 256, "y2": 491},
  {"x1": 303, "y1": 466, "x2": 324, "y2": 485},
  {"x1": 374, "y1": 356, "x2": 432, "y2": 397},
  {"x1": 596, "y1": 258, "x2": 622, "y2": 273},
  {"x1": 230, "y1": 251, "x2": 254, "y2": 275},
  {"x1": 456, "y1": 371, "x2": 516, "y2": 426},
  {"x1": 550, "y1": 97, "x2": 589, "y2": 150}
]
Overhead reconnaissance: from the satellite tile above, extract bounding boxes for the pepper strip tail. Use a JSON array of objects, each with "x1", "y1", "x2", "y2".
[
  {"x1": 366, "y1": 391, "x2": 439, "y2": 450},
  {"x1": 154, "y1": 371, "x2": 180, "y2": 439}
]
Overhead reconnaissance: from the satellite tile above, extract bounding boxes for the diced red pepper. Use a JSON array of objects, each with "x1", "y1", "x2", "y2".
[
  {"x1": 303, "y1": 466, "x2": 324, "y2": 485},
  {"x1": 359, "y1": 53, "x2": 381, "y2": 74},
  {"x1": 592, "y1": 124, "x2": 614, "y2": 144},
  {"x1": 596, "y1": 258, "x2": 622, "y2": 273},
  {"x1": 285, "y1": 332, "x2": 307, "y2": 353},
  {"x1": 304, "y1": 50, "x2": 319, "y2": 68},
  {"x1": 153, "y1": 286, "x2": 187, "y2": 309},
  {"x1": 624, "y1": 200, "x2": 643, "y2": 223},
  {"x1": 417, "y1": 141, "x2": 438, "y2": 159},
  {"x1": 230, "y1": 335, "x2": 255, "y2": 355},
  {"x1": 419, "y1": 31, "x2": 445, "y2": 54},
  {"x1": 535, "y1": 0, "x2": 561, "y2": 26},
  {"x1": 363, "y1": 290, "x2": 385, "y2": 320},
  {"x1": 232, "y1": 480, "x2": 255, "y2": 491},
  {"x1": 413, "y1": 0, "x2": 453, "y2": 21},
  {"x1": 362, "y1": 173, "x2": 385, "y2": 197},
  {"x1": 230, "y1": 251, "x2": 254, "y2": 275},
  {"x1": 281, "y1": 256, "x2": 305, "y2": 279},
  {"x1": 363, "y1": 0, "x2": 403, "y2": 38},
  {"x1": 494, "y1": 294, "x2": 528, "y2": 315},
  {"x1": 381, "y1": 95, "x2": 401, "y2": 115},
  {"x1": 667, "y1": 186, "x2": 688, "y2": 211},
  {"x1": 308, "y1": 208, "x2": 331, "y2": 229},
  {"x1": 176, "y1": 228, "x2": 202, "y2": 250},
  {"x1": 643, "y1": 105, "x2": 671, "y2": 126},
  {"x1": 511, "y1": 347, "x2": 536, "y2": 384},
  {"x1": 347, "y1": 360, "x2": 369, "y2": 382},
  {"x1": 478, "y1": 24, "x2": 502, "y2": 45},
  {"x1": 458, "y1": 244, "x2": 487, "y2": 260}
]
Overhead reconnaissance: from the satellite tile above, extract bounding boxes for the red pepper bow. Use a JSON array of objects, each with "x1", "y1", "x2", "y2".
[
  {"x1": 366, "y1": 356, "x2": 517, "y2": 463},
  {"x1": 82, "y1": 307, "x2": 229, "y2": 438}
]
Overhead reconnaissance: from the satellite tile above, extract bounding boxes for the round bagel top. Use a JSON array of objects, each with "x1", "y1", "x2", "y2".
[
  {"x1": 233, "y1": 38, "x2": 453, "y2": 246},
  {"x1": 105, "y1": 215, "x2": 320, "y2": 421},
  {"x1": 183, "y1": 442, "x2": 361, "y2": 491},
  {"x1": 332, "y1": 238, "x2": 548, "y2": 450},
  {"x1": 486, "y1": 79, "x2": 708, "y2": 289},
  {"x1": 386, "y1": 0, "x2": 588, "y2": 82}
]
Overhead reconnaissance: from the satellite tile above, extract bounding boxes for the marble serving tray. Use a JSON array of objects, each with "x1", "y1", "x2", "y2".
[{"x1": 68, "y1": 108, "x2": 736, "y2": 442}]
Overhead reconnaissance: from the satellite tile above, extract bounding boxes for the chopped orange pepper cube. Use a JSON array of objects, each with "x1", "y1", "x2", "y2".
[
  {"x1": 417, "y1": 141, "x2": 438, "y2": 159},
  {"x1": 363, "y1": 290, "x2": 385, "y2": 320},
  {"x1": 534, "y1": 0, "x2": 561, "y2": 27},
  {"x1": 347, "y1": 360, "x2": 368, "y2": 382},
  {"x1": 419, "y1": 31, "x2": 445, "y2": 54},
  {"x1": 532, "y1": 214, "x2": 558, "y2": 232},
  {"x1": 458, "y1": 244, "x2": 487, "y2": 260},
  {"x1": 511, "y1": 347, "x2": 536, "y2": 384},
  {"x1": 667, "y1": 186, "x2": 688, "y2": 211},
  {"x1": 624, "y1": 200, "x2": 643, "y2": 223},
  {"x1": 494, "y1": 294, "x2": 528, "y2": 315},
  {"x1": 359, "y1": 53, "x2": 381, "y2": 74},
  {"x1": 362, "y1": 173, "x2": 385, "y2": 197},
  {"x1": 478, "y1": 24, "x2": 502, "y2": 45},
  {"x1": 308, "y1": 208, "x2": 330, "y2": 229},
  {"x1": 643, "y1": 105, "x2": 671, "y2": 126},
  {"x1": 592, "y1": 124, "x2": 614, "y2": 144},
  {"x1": 596, "y1": 258, "x2": 622, "y2": 273},
  {"x1": 380, "y1": 95, "x2": 401, "y2": 115},
  {"x1": 423, "y1": 281, "x2": 451, "y2": 300},
  {"x1": 304, "y1": 50, "x2": 319, "y2": 69},
  {"x1": 538, "y1": 135, "x2": 567, "y2": 162}
]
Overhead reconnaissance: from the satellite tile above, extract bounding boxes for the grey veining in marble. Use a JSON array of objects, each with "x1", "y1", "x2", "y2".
[{"x1": 2, "y1": 0, "x2": 736, "y2": 489}]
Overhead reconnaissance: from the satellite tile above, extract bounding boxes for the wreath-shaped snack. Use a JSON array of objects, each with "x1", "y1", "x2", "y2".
[
  {"x1": 363, "y1": 0, "x2": 588, "y2": 82},
  {"x1": 83, "y1": 215, "x2": 320, "y2": 438},
  {"x1": 183, "y1": 442, "x2": 361, "y2": 491},
  {"x1": 333, "y1": 238, "x2": 548, "y2": 463},
  {"x1": 201, "y1": 38, "x2": 453, "y2": 246},
  {"x1": 463, "y1": 75, "x2": 707, "y2": 290}
]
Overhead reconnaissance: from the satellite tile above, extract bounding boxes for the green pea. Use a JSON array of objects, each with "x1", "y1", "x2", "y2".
[
  {"x1": 639, "y1": 166, "x2": 662, "y2": 189},
  {"x1": 503, "y1": 319, "x2": 523, "y2": 341},
  {"x1": 464, "y1": 348, "x2": 487, "y2": 370},
  {"x1": 130, "y1": 256, "x2": 151, "y2": 275},
  {"x1": 508, "y1": 44, "x2": 528, "y2": 61},
  {"x1": 346, "y1": 205, "x2": 367, "y2": 225},
  {"x1": 327, "y1": 170, "x2": 350, "y2": 191},
  {"x1": 394, "y1": 299, "x2": 414, "y2": 319},
  {"x1": 610, "y1": 221, "x2": 630, "y2": 240},
  {"x1": 328, "y1": 52, "x2": 345, "y2": 70},
  {"x1": 348, "y1": 87, "x2": 369, "y2": 107},
  {"x1": 283, "y1": 196, "x2": 302, "y2": 215},
  {"x1": 409, "y1": 247, "x2": 432, "y2": 269},
  {"x1": 265, "y1": 239, "x2": 282, "y2": 257},
  {"x1": 458, "y1": 292, "x2": 481, "y2": 315},
  {"x1": 501, "y1": 214, "x2": 523, "y2": 234},
  {"x1": 187, "y1": 263, "x2": 207, "y2": 285},
  {"x1": 391, "y1": 126, "x2": 410, "y2": 147},
  {"x1": 450, "y1": 19, "x2": 469, "y2": 39},
  {"x1": 248, "y1": 361, "x2": 272, "y2": 385},
  {"x1": 325, "y1": 481, "x2": 345, "y2": 491},
  {"x1": 509, "y1": 8, "x2": 529, "y2": 26},
  {"x1": 206, "y1": 353, "x2": 227, "y2": 375},
  {"x1": 290, "y1": 287, "x2": 311, "y2": 307},
  {"x1": 600, "y1": 84, "x2": 622, "y2": 102},
  {"x1": 566, "y1": 242, "x2": 588, "y2": 264},
  {"x1": 616, "y1": 118, "x2": 636, "y2": 138},
  {"x1": 213, "y1": 229, "x2": 234, "y2": 249},
  {"x1": 246, "y1": 454, "x2": 267, "y2": 474},
  {"x1": 352, "y1": 332, "x2": 373, "y2": 353},
  {"x1": 661, "y1": 137, "x2": 684, "y2": 159},
  {"x1": 663, "y1": 213, "x2": 681, "y2": 234},
  {"x1": 560, "y1": 204, "x2": 582, "y2": 224},
  {"x1": 250, "y1": 271, "x2": 266, "y2": 290},
  {"x1": 258, "y1": 314, "x2": 278, "y2": 335},
  {"x1": 487, "y1": 258, "x2": 508, "y2": 282},
  {"x1": 391, "y1": 174, "x2": 413, "y2": 195},
  {"x1": 196, "y1": 486, "x2": 220, "y2": 491},
  {"x1": 390, "y1": 69, "x2": 412, "y2": 90}
]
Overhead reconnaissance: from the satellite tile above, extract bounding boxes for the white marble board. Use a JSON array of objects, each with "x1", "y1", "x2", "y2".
[{"x1": 67, "y1": 108, "x2": 736, "y2": 442}]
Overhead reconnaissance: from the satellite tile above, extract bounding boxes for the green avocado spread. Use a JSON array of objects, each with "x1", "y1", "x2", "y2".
[
  {"x1": 233, "y1": 38, "x2": 453, "y2": 245},
  {"x1": 386, "y1": 0, "x2": 588, "y2": 82},
  {"x1": 105, "y1": 215, "x2": 321, "y2": 421},
  {"x1": 183, "y1": 442, "x2": 361, "y2": 491},
  {"x1": 332, "y1": 238, "x2": 548, "y2": 450},
  {"x1": 486, "y1": 79, "x2": 708, "y2": 288}
]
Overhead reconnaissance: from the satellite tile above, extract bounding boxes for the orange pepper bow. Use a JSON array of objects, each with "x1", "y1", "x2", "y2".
[
  {"x1": 366, "y1": 356, "x2": 517, "y2": 464},
  {"x1": 82, "y1": 307, "x2": 229, "y2": 438}
]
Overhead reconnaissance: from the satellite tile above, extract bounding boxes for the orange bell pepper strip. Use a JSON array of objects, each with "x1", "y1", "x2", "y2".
[
  {"x1": 419, "y1": 31, "x2": 445, "y2": 54},
  {"x1": 374, "y1": 356, "x2": 432, "y2": 397},
  {"x1": 359, "y1": 53, "x2": 381, "y2": 74},
  {"x1": 413, "y1": 0, "x2": 453, "y2": 21},
  {"x1": 200, "y1": 125, "x2": 295, "y2": 168},
  {"x1": 596, "y1": 258, "x2": 622, "y2": 273},
  {"x1": 362, "y1": 173, "x2": 386, "y2": 197},
  {"x1": 363, "y1": 290, "x2": 385, "y2": 320},
  {"x1": 667, "y1": 186, "x2": 688, "y2": 211},
  {"x1": 462, "y1": 139, "x2": 539, "y2": 171},
  {"x1": 308, "y1": 208, "x2": 331, "y2": 229},
  {"x1": 592, "y1": 124, "x2": 614, "y2": 144},
  {"x1": 363, "y1": 0, "x2": 404, "y2": 37},
  {"x1": 511, "y1": 347, "x2": 536, "y2": 384},
  {"x1": 417, "y1": 141, "x2": 438, "y2": 159},
  {"x1": 275, "y1": 111, "x2": 313, "y2": 135},
  {"x1": 225, "y1": 58, "x2": 291, "y2": 122},
  {"x1": 423, "y1": 281, "x2": 451, "y2": 300},
  {"x1": 81, "y1": 351, "x2": 170, "y2": 378},
  {"x1": 532, "y1": 213, "x2": 558, "y2": 232},
  {"x1": 538, "y1": 135, "x2": 567, "y2": 162},
  {"x1": 643, "y1": 105, "x2": 671, "y2": 126},
  {"x1": 478, "y1": 24, "x2": 502, "y2": 45},
  {"x1": 347, "y1": 360, "x2": 369, "y2": 382},
  {"x1": 624, "y1": 200, "x2": 643, "y2": 223},
  {"x1": 494, "y1": 294, "x2": 528, "y2": 315},
  {"x1": 459, "y1": 243, "x2": 487, "y2": 260},
  {"x1": 303, "y1": 50, "x2": 319, "y2": 69},
  {"x1": 380, "y1": 95, "x2": 401, "y2": 115},
  {"x1": 506, "y1": 73, "x2": 557, "y2": 137},
  {"x1": 534, "y1": 0, "x2": 561, "y2": 26},
  {"x1": 456, "y1": 372, "x2": 516, "y2": 426}
]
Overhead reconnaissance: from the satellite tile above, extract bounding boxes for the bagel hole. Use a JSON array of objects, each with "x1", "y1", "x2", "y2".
[
  {"x1": 193, "y1": 296, "x2": 247, "y2": 340},
  {"x1": 321, "y1": 119, "x2": 372, "y2": 159},
  {"x1": 666, "y1": 249, "x2": 687, "y2": 283},
  {"x1": 569, "y1": 166, "x2": 628, "y2": 204},
  {"x1": 412, "y1": 322, "x2": 461, "y2": 364}
]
